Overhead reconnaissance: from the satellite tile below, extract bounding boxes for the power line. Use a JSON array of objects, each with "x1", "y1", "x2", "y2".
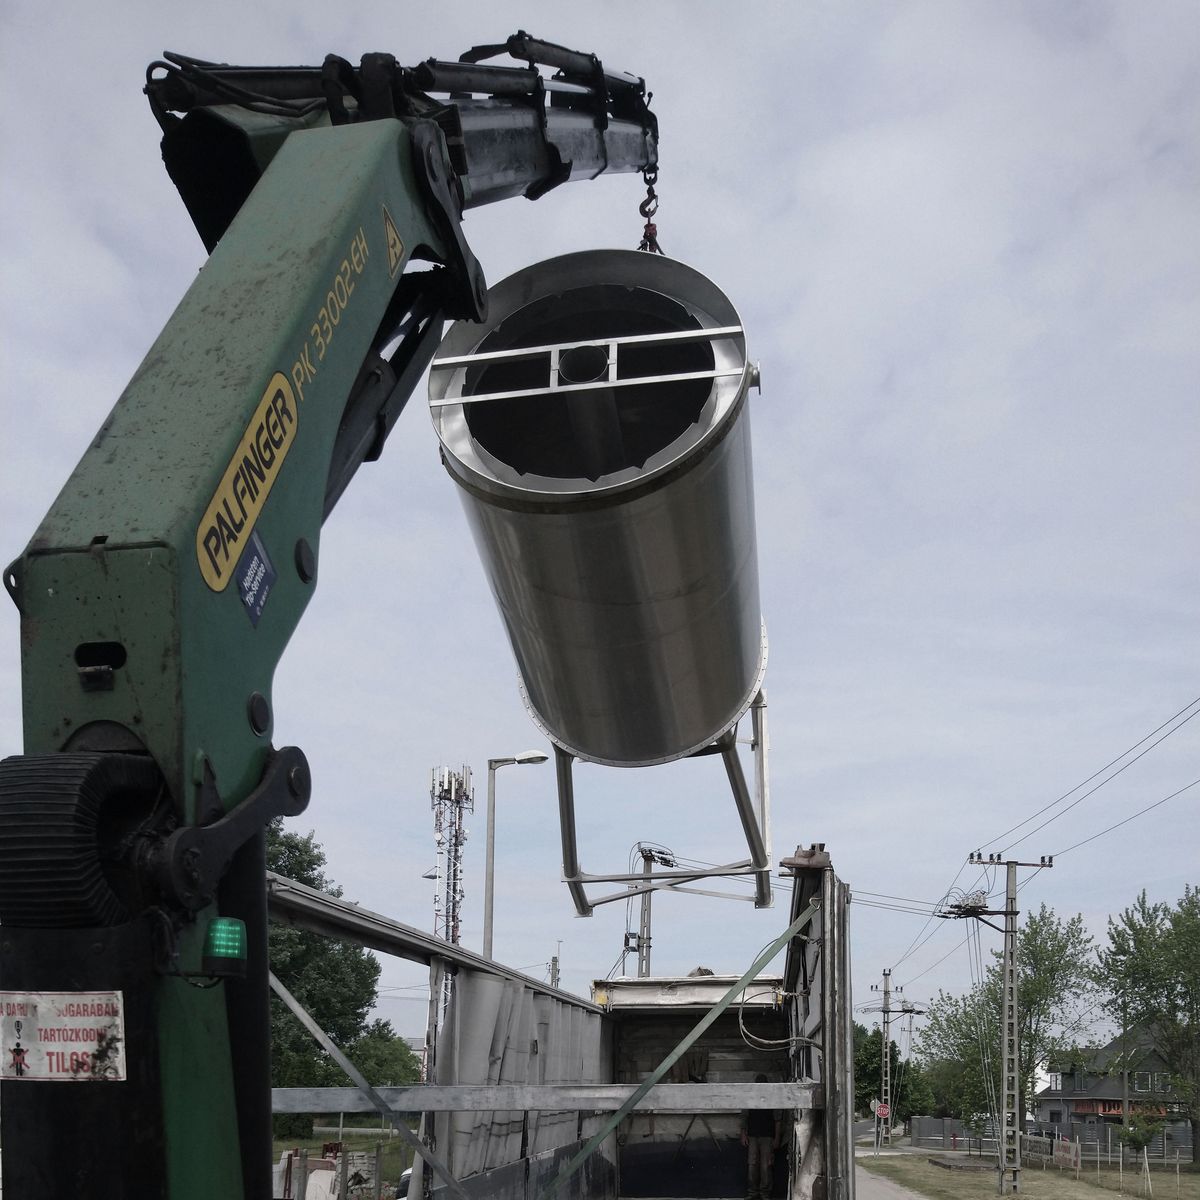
[
  {"x1": 854, "y1": 899, "x2": 941, "y2": 916},
  {"x1": 1001, "y1": 707, "x2": 1200, "y2": 855},
  {"x1": 966, "y1": 919, "x2": 1001, "y2": 1137},
  {"x1": 978, "y1": 693, "x2": 1200, "y2": 852},
  {"x1": 988, "y1": 696, "x2": 1195, "y2": 854},
  {"x1": 856, "y1": 890, "x2": 944, "y2": 906},
  {"x1": 1051, "y1": 777, "x2": 1200, "y2": 858},
  {"x1": 896, "y1": 931, "x2": 972, "y2": 989},
  {"x1": 893, "y1": 695, "x2": 1198, "y2": 980},
  {"x1": 889, "y1": 863, "x2": 974, "y2": 972}
]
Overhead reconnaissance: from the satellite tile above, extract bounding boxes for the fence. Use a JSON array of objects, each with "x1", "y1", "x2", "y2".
[
  {"x1": 1022, "y1": 1133, "x2": 1081, "y2": 1170},
  {"x1": 910, "y1": 1116, "x2": 998, "y2": 1154},
  {"x1": 1032, "y1": 1120, "x2": 1194, "y2": 1164},
  {"x1": 910, "y1": 1115, "x2": 1194, "y2": 1164}
]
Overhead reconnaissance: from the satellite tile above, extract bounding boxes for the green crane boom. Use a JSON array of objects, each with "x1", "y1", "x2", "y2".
[{"x1": 0, "y1": 36, "x2": 657, "y2": 1198}]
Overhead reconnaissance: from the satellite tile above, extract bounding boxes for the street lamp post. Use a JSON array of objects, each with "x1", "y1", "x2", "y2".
[{"x1": 483, "y1": 750, "x2": 549, "y2": 959}]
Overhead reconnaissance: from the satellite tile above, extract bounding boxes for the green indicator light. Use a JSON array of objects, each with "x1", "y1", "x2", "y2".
[{"x1": 202, "y1": 916, "x2": 248, "y2": 979}]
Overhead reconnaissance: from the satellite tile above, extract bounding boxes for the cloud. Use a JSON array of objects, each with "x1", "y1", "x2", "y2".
[{"x1": 1, "y1": 0, "x2": 1196, "y2": 1025}]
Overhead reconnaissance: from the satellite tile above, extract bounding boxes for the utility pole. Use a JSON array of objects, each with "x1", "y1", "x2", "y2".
[
  {"x1": 637, "y1": 848, "x2": 654, "y2": 977},
  {"x1": 1000, "y1": 859, "x2": 1020, "y2": 1197},
  {"x1": 942, "y1": 852, "x2": 1054, "y2": 1196},
  {"x1": 864, "y1": 970, "x2": 924, "y2": 1150},
  {"x1": 618, "y1": 844, "x2": 676, "y2": 977},
  {"x1": 880, "y1": 970, "x2": 893, "y2": 1149}
]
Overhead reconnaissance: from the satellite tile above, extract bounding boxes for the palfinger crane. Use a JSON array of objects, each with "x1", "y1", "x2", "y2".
[{"x1": 0, "y1": 34, "x2": 656, "y2": 1198}]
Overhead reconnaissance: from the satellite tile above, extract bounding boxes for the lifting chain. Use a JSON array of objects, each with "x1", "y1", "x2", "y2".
[{"x1": 637, "y1": 167, "x2": 664, "y2": 254}]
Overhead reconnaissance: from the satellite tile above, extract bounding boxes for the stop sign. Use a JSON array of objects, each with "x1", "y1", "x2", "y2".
[{"x1": 876, "y1": 1102, "x2": 891, "y2": 1118}]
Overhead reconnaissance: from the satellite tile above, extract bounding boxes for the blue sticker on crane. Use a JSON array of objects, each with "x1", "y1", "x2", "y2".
[{"x1": 235, "y1": 530, "x2": 277, "y2": 627}]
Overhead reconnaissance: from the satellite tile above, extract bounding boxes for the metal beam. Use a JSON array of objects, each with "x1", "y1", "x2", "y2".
[
  {"x1": 428, "y1": 366, "x2": 746, "y2": 407},
  {"x1": 430, "y1": 324, "x2": 745, "y2": 369},
  {"x1": 265, "y1": 871, "x2": 601, "y2": 1012},
  {"x1": 552, "y1": 727, "x2": 772, "y2": 915},
  {"x1": 554, "y1": 747, "x2": 593, "y2": 916},
  {"x1": 272, "y1": 1081, "x2": 820, "y2": 1114},
  {"x1": 782, "y1": 844, "x2": 854, "y2": 1200},
  {"x1": 752, "y1": 691, "x2": 771, "y2": 880},
  {"x1": 719, "y1": 730, "x2": 771, "y2": 907},
  {"x1": 269, "y1": 971, "x2": 467, "y2": 1200},
  {"x1": 584, "y1": 881, "x2": 758, "y2": 907},
  {"x1": 574, "y1": 861, "x2": 754, "y2": 883}
]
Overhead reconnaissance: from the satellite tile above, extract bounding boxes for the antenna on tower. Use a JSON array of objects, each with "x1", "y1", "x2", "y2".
[{"x1": 430, "y1": 764, "x2": 474, "y2": 1014}]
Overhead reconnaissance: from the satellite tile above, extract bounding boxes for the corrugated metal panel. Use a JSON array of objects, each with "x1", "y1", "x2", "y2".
[{"x1": 431, "y1": 967, "x2": 616, "y2": 1197}]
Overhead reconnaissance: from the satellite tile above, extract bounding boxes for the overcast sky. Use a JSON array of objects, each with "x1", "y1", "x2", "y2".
[{"x1": 2, "y1": 1, "x2": 1197, "y2": 1049}]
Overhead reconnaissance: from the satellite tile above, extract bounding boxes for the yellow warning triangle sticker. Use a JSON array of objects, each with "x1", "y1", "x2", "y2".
[{"x1": 382, "y1": 206, "x2": 405, "y2": 276}]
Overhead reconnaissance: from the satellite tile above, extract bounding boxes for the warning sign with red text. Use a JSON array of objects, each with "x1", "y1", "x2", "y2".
[{"x1": 1, "y1": 991, "x2": 126, "y2": 1081}]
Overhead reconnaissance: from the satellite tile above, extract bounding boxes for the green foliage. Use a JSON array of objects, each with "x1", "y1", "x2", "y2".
[
  {"x1": 267, "y1": 820, "x2": 342, "y2": 896},
  {"x1": 918, "y1": 991, "x2": 996, "y2": 1125},
  {"x1": 921, "y1": 1054, "x2": 976, "y2": 1119},
  {"x1": 1100, "y1": 885, "x2": 1200, "y2": 1143},
  {"x1": 897, "y1": 1060, "x2": 934, "y2": 1121},
  {"x1": 853, "y1": 1022, "x2": 886, "y2": 1115},
  {"x1": 347, "y1": 1019, "x2": 422, "y2": 1088},
  {"x1": 1119, "y1": 1111, "x2": 1164, "y2": 1154},
  {"x1": 267, "y1": 820, "x2": 418, "y2": 1133},
  {"x1": 852, "y1": 1020, "x2": 932, "y2": 1121},
  {"x1": 269, "y1": 921, "x2": 380, "y2": 1068},
  {"x1": 915, "y1": 904, "x2": 1100, "y2": 1125}
]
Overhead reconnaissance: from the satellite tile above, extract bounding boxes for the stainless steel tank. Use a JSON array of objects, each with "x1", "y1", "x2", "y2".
[{"x1": 429, "y1": 250, "x2": 765, "y2": 767}]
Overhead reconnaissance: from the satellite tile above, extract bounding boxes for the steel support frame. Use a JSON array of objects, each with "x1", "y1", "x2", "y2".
[
  {"x1": 783, "y1": 846, "x2": 855, "y2": 1200},
  {"x1": 269, "y1": 971, "x2": 468, "y2": 1199},
  {"x1": 272, "y1": 1081, "x2": 820, "y2": 1113},
  {"x1": 427, "y1": 328, "x2": 747, "y2": 408},
  {"x1": 266, "y1": 871, "x2": 608, "y2": 1199},
  {"x1": 555, "y1": 692, "x2": 771, "y2": 916},
  {"x1": 268, "y1": 852, "x2": 850, "y2": 1199},
  {"x1": 266, "y1": 871, "x2": 598, "y2": 1006}
]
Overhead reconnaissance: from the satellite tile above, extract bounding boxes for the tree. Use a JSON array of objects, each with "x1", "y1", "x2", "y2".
[
  {"x1": 1100, "y1": 886, "x2": 1200, "y2": 1155},
  {"x1": 1120, "y1": 1112, "x2": 1164, "y2": 1156},
  {"x1": 853, "y1": 1022, "x2": 885, "y2": 1116},
  {"x1": 852, "y1": 1021, "x2": 933, "y2": 1122},
  {"x1": 268, "y1": 820, "x2": 406, "y2": 1133},
  {"x1": 922, "y1": 1053, "x2": 978, "y2": 1119},
  {"x1": 918, "y1": 993, "x2": 994, "y2": 1128},
  {"x1": 348, "y1": 1019, "x2": 422, "y2": 1089},
  {"x1": 915, "y1": 904, "x2": 1100, "y2": 1127}
]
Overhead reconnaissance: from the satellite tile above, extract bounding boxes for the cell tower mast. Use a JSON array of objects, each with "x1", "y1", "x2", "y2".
[{"x1": 430, "y1": 765, "x2": 474, "y2": 1012}]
